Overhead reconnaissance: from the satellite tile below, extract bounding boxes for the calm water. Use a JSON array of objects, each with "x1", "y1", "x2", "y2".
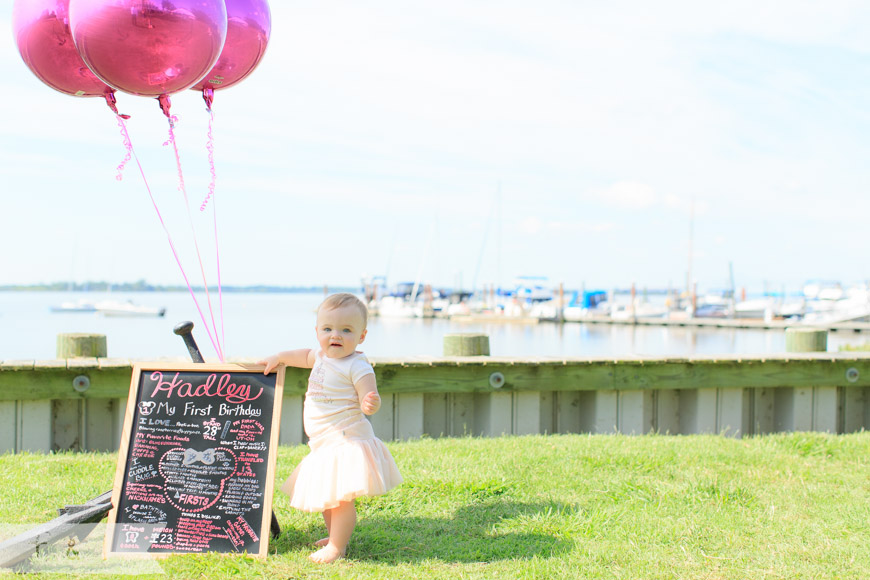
[{"x1": 0, "y1": 291, "x2": 860, "y2": 360}]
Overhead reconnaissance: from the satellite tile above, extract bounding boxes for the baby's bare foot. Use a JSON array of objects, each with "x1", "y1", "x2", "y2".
[
  {"x1": 314, "y1": 537, "x2": 329, "y2": 547},
  {"x1": 309, "y1": 544, "x2": 344, "y2": 563}
]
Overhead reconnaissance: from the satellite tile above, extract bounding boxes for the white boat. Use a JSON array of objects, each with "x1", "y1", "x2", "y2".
[
  {"x1": 50, "y1": 299, "x2": 98, "y2": 313},
  {"x1": 803, "y1": 280, "x2": 844, "y2": 301},
  {"x1": 610, "y1": 301, "x2": 670, "y2": 320},
  {"x1": 370, "y1": 282, "x2": 445, "y2": 318},
  {"x1": 95, "y1": 300, "x2": 166, "y2": 317},
  {"x1": 802, "y1": 284, "x2": 870, "y2": 324},
  {"x1": 375, "y1": 295, "x2": 423, "y2": 318},
  {"x1": 561, "y1": 290, "x2": 609, "y2": 321},
  {"x1": 734, "y1": 298, "x2": 776, "y2": 319},
  {"x1": 527, "y1": 300, "x2": 561, "y2": 321},
  {"x1": 510, "y1": 276, "x2": 554, "y2": 302}
]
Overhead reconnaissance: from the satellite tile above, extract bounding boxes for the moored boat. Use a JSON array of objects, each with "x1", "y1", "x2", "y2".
[
  {"x1": 95, "y1": 300, "x2": 166, "y2": 317},
  {"x1": 50, "y1": 299, "x2": 98, "y2": 313}
]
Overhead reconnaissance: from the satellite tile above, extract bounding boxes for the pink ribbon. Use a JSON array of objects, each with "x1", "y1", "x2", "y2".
[
  {"x1": 117, "y1": 115, "x2": 225, "y2": 361},
  {"x1": 162, "y1": 116, "x2": 225, "y2": 362}
]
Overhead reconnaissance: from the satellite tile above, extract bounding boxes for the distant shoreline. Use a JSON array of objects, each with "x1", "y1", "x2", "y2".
[
  {"x1": 0, "y1": 282, "x2": 359, "y2": 294},
  {"x1": 0, "y1": 282, "x2": 676, "y2": 296}
]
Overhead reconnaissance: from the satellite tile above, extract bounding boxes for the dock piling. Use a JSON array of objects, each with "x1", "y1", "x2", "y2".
[{"x1": 443, "y1": 333, "x2": 490, "y2": 356}]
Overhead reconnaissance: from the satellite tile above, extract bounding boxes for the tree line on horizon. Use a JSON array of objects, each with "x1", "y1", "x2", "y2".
[{"x1": 0, "y1": 281, "x2": 357, "y2": 293}]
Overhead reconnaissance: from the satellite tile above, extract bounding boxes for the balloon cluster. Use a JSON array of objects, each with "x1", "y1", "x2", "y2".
[
  {"x1": 13, "y1": 0, "x2": 271, "y2": 361},
  {"x1": 13, "y1": 0, "x2": 271, "y2": 117}
]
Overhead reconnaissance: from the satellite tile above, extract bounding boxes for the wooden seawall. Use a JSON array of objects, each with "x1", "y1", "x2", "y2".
[{"x1": 2, "y1": 353, "x2": 869, "y2": 452}]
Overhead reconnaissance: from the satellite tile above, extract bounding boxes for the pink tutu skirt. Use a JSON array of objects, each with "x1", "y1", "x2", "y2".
[{"x1": 281, "y1": 414, "x2": 402, "y2": 512}]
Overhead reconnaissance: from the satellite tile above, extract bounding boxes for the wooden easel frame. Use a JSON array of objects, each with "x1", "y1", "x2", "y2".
[{"x1": 104, "y1": 363, "x2": 285, "y2": 559}]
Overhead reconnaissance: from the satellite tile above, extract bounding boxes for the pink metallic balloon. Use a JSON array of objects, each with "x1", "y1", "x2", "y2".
[
  {"x1": 191, "y1": 0, "x2": 271, "y2": 109},
  {"x1": 69, "y1": 0, "x2": 227, "y2": 98},
  {"x1": 12, "y1": 0, "x2": 126, "y2": 114}
]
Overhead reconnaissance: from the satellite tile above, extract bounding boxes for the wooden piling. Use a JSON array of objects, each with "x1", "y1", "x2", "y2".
[
  {"x1": 56, "y1": 333, "x2": 107, "y2": 358},
  {"x1": 443, "y1": 333, "x2": 490, "y2": 356},
  {"x1": 785, "y1": 328, "x2": 828, "y2": 353}
]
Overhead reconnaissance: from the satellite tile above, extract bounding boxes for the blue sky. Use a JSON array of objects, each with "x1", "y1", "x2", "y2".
[{"x1": 3, "y1": 1, "x2": 870, "y2": 295}]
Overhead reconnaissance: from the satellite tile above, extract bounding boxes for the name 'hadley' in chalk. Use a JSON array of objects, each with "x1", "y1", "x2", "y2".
[{"x1": 148, "y1": 372, "x2": 263, "y2": 404}]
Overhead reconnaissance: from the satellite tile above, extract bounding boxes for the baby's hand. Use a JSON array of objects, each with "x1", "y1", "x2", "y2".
[
  {"x1": 259, "y1": 355, "x2": 279, "y2": 375},
  {"x1": 361, "y1": 392, "x2": 381, "y2": 415}
]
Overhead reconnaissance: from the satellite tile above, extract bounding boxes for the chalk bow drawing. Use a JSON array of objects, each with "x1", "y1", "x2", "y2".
[{"x1": 183, "y1": 448, "x2": 217, "y2": 466}]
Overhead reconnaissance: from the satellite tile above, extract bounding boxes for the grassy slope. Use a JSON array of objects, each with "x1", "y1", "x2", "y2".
[{"x1": 1, "y1": 432, "x2": 868, "y2": 579}]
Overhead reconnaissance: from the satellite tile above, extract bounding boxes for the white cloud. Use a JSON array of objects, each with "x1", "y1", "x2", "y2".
[
  {"x1": 594, "y1": 182, "x2": 658, "y2": 210},
  {"x1": 520, "y1": 216, "x2": 542, "y2": 235}
]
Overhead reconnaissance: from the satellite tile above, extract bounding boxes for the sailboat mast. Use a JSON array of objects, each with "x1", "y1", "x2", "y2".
[
  {"x1": 687, "y1": 197, "x2": 694, "y2": 297},
  {"x1": 496, "y1": 181, "x2": 502, "y2": 295}
]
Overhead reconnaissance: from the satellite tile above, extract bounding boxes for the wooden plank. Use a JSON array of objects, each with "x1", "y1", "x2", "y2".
[
  {"x1": 368, "y1": 394, "x2": 395, "y2": 441},
  {"x1": 656, "y1": 390, "x2": 680, "y2": 435},
  {"x1": 474, "y1": 392, "x2": 512, "y2": 436},
  {"x1": 449, "y1": 393, "x2": 474, "y2": 436},
  {"x1": 513, "y1": 392, "x2": 541, "y2": 435},
  {"x1": 618, "y1": 390, "x2": 654, "y2": 435},
  {"x1": 0, "y1": 361, "x2": 35, "y2": 371},
  {"x1": 813, "y1": 387, "x2": 839, "y2": 433},
  {"x1": 717, "y1": 388, "x2": 749, "y2": 437},
  {"x1": 682, "y1": 389, "x2": 719, "y2": 434},
  {"x1": 66, "y1": 358, "x2": 100, "y2": 370},
  {"x1": 553, "y1": 391, "x2": 581, "y2": 434},
  {"x1": 793, "y1": 388, "x2": 814, "y2": 431},
  {"x1": 538, "y1": 391, "x2": 554, "y2": 434},
  {"x1": 752, "y1": 388, "x2": 776, "y2": 435},
  {"x1": 3, "y1": 356, "x2": 870, "y2": 403},
  {"x1": 376, "y1": 363, "x2": 616, "y2": 393},
  {"x1": 0, "y1": 367, "x2": 132, "y2": 401},
  {"x1": 35, "y1": 360, "x2": 67, "y2": 369},
  {"x1": 0, "y1": 402, "x2": 16, "y2": 453},
  {"x1": 843, "y1": 387, "x2": 867, "y2": 433},
  {"x1": 52, "y1": 399, "x2": 81, "y2": 451},
  {"x1": 774, "y1": 388, "x2": 795, "y2": 432},
  {"x1": 278, "y1": 394, "x2": 304, "y2": 445},
  {"x1": 85, "y1": 398, "x2": 116, "y2": 452},
  {"x1": 422, "y1": 393, "x2": 448, "y2": 437},
  {"x1": 20, "y1": 401, "x2": 51, "y2": 452},
  {"x1": 395, "y1": 393, "x2": 424, "y2": 440},
  {"x1": 99, "y1": 358, "x2": 135, "y2": 370},
  {"x1": 0, "y1": 491, "x2": 113, "y2": 568},
  {"x1": 114, "y1": 397, "x2": 127, "y2": 450},
  {"x1": 594, "y1": 390, "x2": 618, "y2": 434}
]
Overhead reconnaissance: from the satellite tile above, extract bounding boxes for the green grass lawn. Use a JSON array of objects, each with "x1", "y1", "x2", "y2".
[{"x1": 2, "y1": 432, "x2": 868, "y2": 579}]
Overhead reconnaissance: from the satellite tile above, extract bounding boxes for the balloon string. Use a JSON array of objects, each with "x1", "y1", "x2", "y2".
[
  {"x1": 163, "y1": 116, "x2": 225, "y2": 362},
  {"x1": 200, "y1": 112, "x2": 217, "y2": 211},
  {"x1": 117, "y1": 116, "x2": 223, "y2": 359},
  {"x1": 207, "y1": 110, "x2": 226, "y2": 352},
  {"x1": 115, "y1": 116, "x2": 132, "y2": 180}
]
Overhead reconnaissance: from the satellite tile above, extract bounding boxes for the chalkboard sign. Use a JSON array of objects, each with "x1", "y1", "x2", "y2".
[{"x1": 104, "y1": 363, "x2": 285, "y2": 558}]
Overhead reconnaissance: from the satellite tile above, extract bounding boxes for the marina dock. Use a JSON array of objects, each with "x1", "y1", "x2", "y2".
[
  {"x1": 562, "y1": 314, "x2": 870, "y2": 333},
  {"x1": 450, "y1": 312, "x2": 870, "y2": 333}
]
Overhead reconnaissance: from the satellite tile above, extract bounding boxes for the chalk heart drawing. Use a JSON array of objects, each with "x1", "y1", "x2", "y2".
[{"x1": 158, "y1": 447, "x2": 237, "y2": 512}]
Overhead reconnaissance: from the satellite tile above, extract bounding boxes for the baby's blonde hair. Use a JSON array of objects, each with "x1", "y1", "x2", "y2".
[{"x1": 318, "y1": 293, "x2": 368, "y2": 327}]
